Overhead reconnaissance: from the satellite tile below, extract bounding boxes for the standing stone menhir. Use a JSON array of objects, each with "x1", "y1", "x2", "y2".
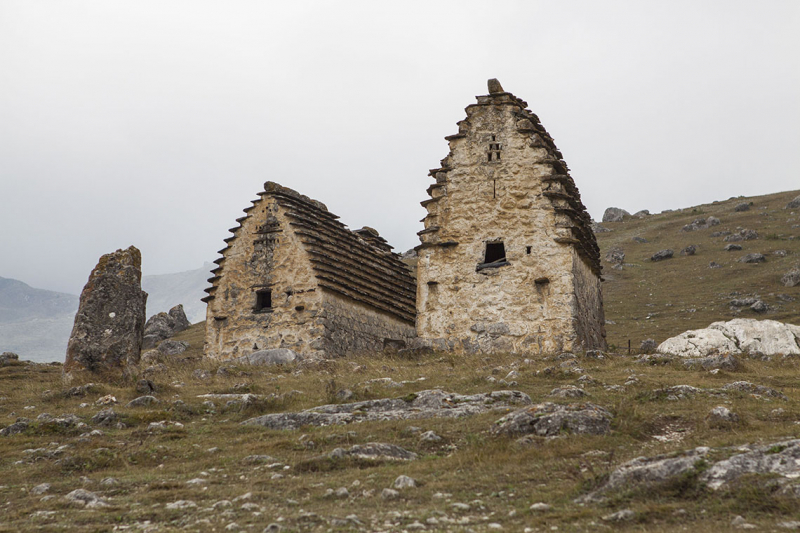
[{"x1": 64, "y1": 246, "x2": 148, "y2": 377}]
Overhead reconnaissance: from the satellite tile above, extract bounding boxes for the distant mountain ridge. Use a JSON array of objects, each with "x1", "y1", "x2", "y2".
[{"x1": 0, "y1": 264, "x2": 211, "y2": 363}]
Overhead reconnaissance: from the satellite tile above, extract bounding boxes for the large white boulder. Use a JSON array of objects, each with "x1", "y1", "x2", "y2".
[{"x1": 657, "y1": 319, "x2": 800, "y2": 357}]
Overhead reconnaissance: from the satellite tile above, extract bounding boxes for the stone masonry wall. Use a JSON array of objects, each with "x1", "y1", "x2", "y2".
[
  {"x1": 570, "y1": 248, "x2": 607, "y2": 351},
  {"x1": 319, "y1": 291, "x2": 417, "y2": 357},
  {"x1": 204, "y1": 196, "x2": 326, "y2": 360}
]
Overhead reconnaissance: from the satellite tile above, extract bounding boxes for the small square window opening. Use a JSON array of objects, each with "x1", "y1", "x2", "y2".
[
  {"x1": 255, "y1": 289, "x2": 272, "y2": 312},
  {"x1": 484, "y1": 242, "x2": 506, "y2": 264}
]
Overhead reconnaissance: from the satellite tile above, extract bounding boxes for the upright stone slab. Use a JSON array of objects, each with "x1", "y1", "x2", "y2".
[{"x1": 65, "y1": 246, "x2": 147, "y2": 376}]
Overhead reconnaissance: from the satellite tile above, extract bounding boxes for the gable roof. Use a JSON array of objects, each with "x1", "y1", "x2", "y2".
[
  {"x1": 203, "y1": 182, "x2": 416, "y2": 324},
  {"x1": 421, "y1": 80, "x2": 602, "y2": 277}
]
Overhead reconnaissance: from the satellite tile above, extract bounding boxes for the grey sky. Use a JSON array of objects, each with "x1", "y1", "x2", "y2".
[{"x1": 1, "y1": 1, "x2": 798, "y2": 295}]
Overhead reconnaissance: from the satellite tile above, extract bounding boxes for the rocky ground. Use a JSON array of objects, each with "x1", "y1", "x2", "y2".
[
  {"x1": 596, "y1": 189, "x2": 800, "y2": 350},
  {"x1": 3, "y1": 323, "x2": 800, "y2": 532}
]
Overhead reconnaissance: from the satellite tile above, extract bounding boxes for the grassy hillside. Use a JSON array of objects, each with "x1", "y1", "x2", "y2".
[
  {"x1": 596, "y1": 189, "x2": 800, "y2": 350},
  {"x1": 3, "y1": 324, "x2": 800, "y2": 532}
]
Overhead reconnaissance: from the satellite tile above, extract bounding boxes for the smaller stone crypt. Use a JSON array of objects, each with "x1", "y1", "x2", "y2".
[{"x1": 202, "y1": 182, "x2": 416, "y2": 360}]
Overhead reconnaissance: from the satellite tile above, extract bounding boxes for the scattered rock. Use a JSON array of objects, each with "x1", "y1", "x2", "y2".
[
  {"x1": 602, "y1": 207, "x2": 630, "y2": 223},
  {"x1": 0, "y1": 420, "x2": 29, "y2": 436},
  {"x1": 682, "y1": 217, "x2": 720, "y2": 232},
  {"x1": 591, "y1": 223, "x2": 611, "y2": 233},
  {"x1": 709, "y1": 261, "x2": 722, "y2": 269},
  {"x1": 393, "y1": 475, "x2": 417, "y2": 489},
  {"x1": 657, "y1": 319, "x2": 800, "y2": 357},
  {"x1": 549, "y1": 386, "x2": 586, "y2": 398},
  {"x1": 135, "y1": 379, "x2": 155, "y2": 394},
  {"x1": 381, "y1": 488, "x2": 399, "y2": 500},
  {"x1": 604, "y1": 247, "x2": 625, "y2": 264},
  {"x1": 492, "y1": 403, "x2": 612, "y2": 437},
  {"x1": 750, "y1": 300, "x2": 769, "y2": 313},
  {"x1": 91, "y1": 408, "x2": 119, "y2": 427},
  {"x1": 706, "y1": 406, "x2": 740, "y2": 425},
  {"x1": 734, "y1": 202, "x2": 751, "y2": 212},
  {"x1": 125, "y1": 396, "x2": 159, "y2": 408},
  {"x1": 738, "y1": 253, "x2": 766, "y2": 264},
  {"x1": 651, "y1": 249, "x2": 674, "y2": 262},
  {"x1": 64, "y1": 246, "x2": 147, "y2": 376},
  {"x1": 683, "y1": 353, "x2": 738, "y2": 371},
  {"x1": 603, "y1": 509, "x2": 635, "y2": 522},
  {"x1": 633, "y1": 210, "x2": 650, "y2": 218},
  {"x1": 724, "y1": 243, "x2": 743, "y2": 252},
  {"x1": 680, "y1": 245, "x2": 697, "y2": 256},
  {"x1": 31, "y1": 483, "x2": 51, "y2": 495},
  {"x1": 142, "y1": 304, "x2": 191, "y2": 349},
  {"x1": 782, "y1": 268, "x2": 800, "y2": 287},
  {"x1": 64, "y1": 488, "x2": 107, "y2": 508},
  {"x1": 166, "y1": 500, "x2": 197, "y2": 510},
  {"x1": 242, "y1": 389, "x2": 531, "y2": 430},
  {"x1": 722, "y1": 381, "x2": 788, "y2": 400},
  {"x1": 324, "y1": 443, "x2": 418, "y2": 462},
  {"x1": 419, "y1": 430, "x2": 442, "y2": 443},
  {"x1": 640, "y1": 339, "x2": 657, "y2": 354},
  {"x1": 529, "y1": 502, "x2": 552, "y2": 512},
  {"x1": 632, "y1": 236, "x2": 648, "y2": 243},
  {"x1": 157, "y1": 340, "x2": 189, "y2": 356},
  {"x1": 786, "y1": 195, "x2": 800, "y2": 209}
]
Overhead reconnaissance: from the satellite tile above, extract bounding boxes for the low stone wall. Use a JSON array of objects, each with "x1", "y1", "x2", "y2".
[{"x1": 319, "y1": 291, "x2": 416, "y2": 357}]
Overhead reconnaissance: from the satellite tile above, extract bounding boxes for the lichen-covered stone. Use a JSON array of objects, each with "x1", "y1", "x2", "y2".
[
  {"x1": 64, "y1": 246, "x2": 147, "y2": 376},
  {"x1": 658, "y1": 319, "x2": 800, "y2": 357},
  {"x1": 416, "y1": 80, "x2": 605, "y2": 355}
]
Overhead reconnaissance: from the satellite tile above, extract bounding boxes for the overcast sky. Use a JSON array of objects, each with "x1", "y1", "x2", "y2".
[{"x1": 1, "y1": 1, "x2": 798, "y2": 295}]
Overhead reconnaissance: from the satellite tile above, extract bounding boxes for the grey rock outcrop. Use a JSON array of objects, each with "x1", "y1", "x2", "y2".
[
  {"x1": 243, "y1": 389, "x2": 531, "y2": 430},
  {"x1": 64, "y1": 246, "x2": 147, "y2": 376},
  {"x1": 734, "y1": 202, "x2": 751, "y2": 212},
  {"x1": 724, "y1": 243, "x2": 743, "y2": 251},
  {"x1": 651, "y1": 249, "x2": 674, "y2": 262},
  {"x1": 602, "y1": 207, "x2": 630, "y2": 223},
  {"x1": 787, "y1": 195, "x2": 800, "y2": 209},
  {"x1": 633, "y1": 210, "x2": 650, "y2": 218},
  {"x1": 680, "y1": 245, "x2": 697, "y2": 256},
  {"x1": 491, "y1": 402, "x2": 612, "y2": 437},
  {"x1": 582, "y1": 439, "x2": 800, "y2": 502},
  {"x1": 142, "y1": 304, "x2": 191, "y2": 349},
  {"x1": 737, "y1": 253, "x2": 766, "y2": 264},
  {"x1": 782, "y1": 268, "x2": 800, "y2": 287},
  {"x1": 658, "y1": 319, "x2": 800, "y2": 357}
]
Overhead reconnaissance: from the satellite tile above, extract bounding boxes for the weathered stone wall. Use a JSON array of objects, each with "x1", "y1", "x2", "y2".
[
  {"x1": 204, "y1": 196, "x2": 326, "y2": 360},
  {"x1": 319, "y1": 290, "x2": 417, "y2": 357},
  {"x1": 570, "y1": 248, "x2": 607, "y2": 351},
  {"x1": 416, "y1": 81, "x2": 605, "y2": 354}
]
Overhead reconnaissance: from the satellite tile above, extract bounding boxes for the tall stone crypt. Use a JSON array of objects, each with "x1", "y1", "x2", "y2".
[
  {"x1": 415, "y1": 79, "x2": 606, "y2": 354},
  {"x1": 203, "y1": 182, "x2": 416, "y2": 360}
]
